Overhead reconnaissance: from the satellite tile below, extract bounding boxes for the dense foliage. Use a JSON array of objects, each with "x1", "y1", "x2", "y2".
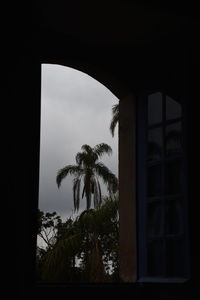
[{"x1": 36, "y1": 195, "x2": 120, "y2": 283}]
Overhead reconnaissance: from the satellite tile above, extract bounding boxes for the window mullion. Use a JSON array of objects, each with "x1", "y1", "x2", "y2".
[{"x1": 162, "y1": 93, "x2": 167, "y2": 277}]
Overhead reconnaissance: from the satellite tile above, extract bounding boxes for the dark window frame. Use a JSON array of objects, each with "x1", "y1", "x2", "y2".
[{"x1": 137, "y1": 89, "x2": 190, "y2": 283}]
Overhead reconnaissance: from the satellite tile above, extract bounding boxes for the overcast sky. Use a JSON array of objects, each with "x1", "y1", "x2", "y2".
[{"x1": 38, "y1": 64, "x2": 119, "y2": 221}]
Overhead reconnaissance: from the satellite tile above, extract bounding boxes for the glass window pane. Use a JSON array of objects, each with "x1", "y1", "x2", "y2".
[
  {"x1": 147, "y1": 240, "x2": 164, "y2": 276},
  {"x1": 165, "y1": 200, "x2": 182, "y2": 235},
  {"x1": 166, "y1": 96, "x2": 182, "y2": 120},
  {"x1": 147, "y1": 165, "x2": 162, "y2": 197},
  {"x1": 166, "y1": 239, "x2": 184, "y2": 277},
  {"x1": 166, "y1": 122, "x2": 182, "y2": 156},
  {"x1": 147, "y1": 202, "x2": 163, "y2": 236},
  {"x1": 148, "y1": 92, "x2": 163, "y2": 125},
  {"x1": 148, "y1": 127, "x2": 162, "y2": 161},
  {"x1": 165, "y1": 160, "x2": 182, "y2": 195}
]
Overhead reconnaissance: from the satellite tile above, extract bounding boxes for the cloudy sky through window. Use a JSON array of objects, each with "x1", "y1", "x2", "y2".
[{"x1": 39, "y1": 64, "x2": 119, "y2": 221}]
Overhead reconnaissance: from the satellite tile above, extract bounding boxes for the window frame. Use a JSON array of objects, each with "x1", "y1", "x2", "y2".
[{"x1": 136, "y1": 89, "x2": 190, "y2": 283}]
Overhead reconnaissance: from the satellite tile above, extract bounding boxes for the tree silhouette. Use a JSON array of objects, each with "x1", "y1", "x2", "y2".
[
  {"x1": 38, "y1": 196, "x2": 119, "y2": 283},
  {"x1": 56, "y1": 143, "x2": 118, "y2": 211}
]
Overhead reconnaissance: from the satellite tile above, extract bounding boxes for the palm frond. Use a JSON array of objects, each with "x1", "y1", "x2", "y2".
[
  {"x1": 75, "y1": 152, "x2": 85, "y2": 166},
  {"x1": 93, "y1": 177, "x2": 102, "y2": 208},
  {"x1": 94, "y1": 162, "x2": 118, "y2": 194},
  {"x1": 56, "y1": 165, "x2": 82, "y2": 188},
  {"x1": 110, "y1": 104, "x2": 119, "y2": 137},
  {"x1": 97, "y1": 179, "x2": 102, "y2": 206},
  {"x1": 112, "y1": 103, "x2": 119, "y2": 115},
  {"x1": 82, "y1": 185, "x2": 85, "y2": 199},
  {"x1": 91, "y1": 177, "x2": 99, "y2": 209},
  {"x1": 77, "y1": 146, "x2": 98, "y2": 167},
  {"x1": 73, "y1": 177, "x2": 81, "y2": 212},
  {"x1": 93, "y1": 143, "x2": 112, "y2": 158},
  {"x1": 93, "y1": 179, "x2": 98, "y2": 209},
  {"x1": 76, "y1": 178, "x2": 81, "y2": 211},
  {"x1": 83, "y1": 171, "x2": 93, "y2": 210},
  {"x1": 81, "y1": 144, "x2": 92, "y2": 153}
]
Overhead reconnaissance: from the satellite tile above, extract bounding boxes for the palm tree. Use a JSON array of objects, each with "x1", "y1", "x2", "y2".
[
  {"x1": 109, "y1": 103, "x2": 119, "y2": 137},
  {"x1": 56, "y1": 143, "x2": 118, "y2": 211}
]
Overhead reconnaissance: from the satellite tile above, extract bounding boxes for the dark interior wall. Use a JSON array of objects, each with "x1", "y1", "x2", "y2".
[
  {"x1": 3, "y1": 57, "x2": 41, "y2": 298},
  {"x1": 2, "y1": 1, "x2": 199, "y2": 298},
  {"x1": 187, "y1": 60, "x2": 200, "y2": 289}
]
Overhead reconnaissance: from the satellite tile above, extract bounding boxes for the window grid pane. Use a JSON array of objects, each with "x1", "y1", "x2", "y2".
[
  {"x1": 148, "y1": 92, "x2": 163, "y2": 125},
  {"x1": 166, "y1": 95, "x2": 182, "y2": 120},
  {"x1": 143, "y1": 92, "x2": 188, "y2": 280},
  {"x1": 147, "y1": 240, "x2": 164, "y2": 277},
  {"x1": 147, "y1": 127, "x2": 163, "y2": 161},
  {"x1": 165, "y1": 122, "x2": 182, "y2": 157}
]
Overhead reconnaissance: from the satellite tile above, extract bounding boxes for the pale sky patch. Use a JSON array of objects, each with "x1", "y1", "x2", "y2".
[{"x1": 39, "y1": 64, "x2": 119, "y2": 221}]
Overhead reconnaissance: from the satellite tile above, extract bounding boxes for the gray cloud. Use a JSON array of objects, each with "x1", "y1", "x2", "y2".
[{"x1": 39, "y1": 64, "x2": 118, "y2": 220}]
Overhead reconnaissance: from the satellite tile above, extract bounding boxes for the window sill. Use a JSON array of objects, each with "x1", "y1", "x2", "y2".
[{"x1": 137, "y1": 277, "x2": 189, "y2": 283}]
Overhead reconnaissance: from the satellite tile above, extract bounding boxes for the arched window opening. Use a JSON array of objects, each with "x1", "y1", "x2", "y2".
[{"x1": 36, "y1": 64, "x2": 119, "y2": 283}]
